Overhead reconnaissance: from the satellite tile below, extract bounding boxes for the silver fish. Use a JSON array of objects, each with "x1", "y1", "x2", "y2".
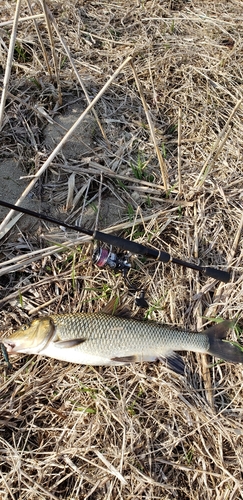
[{"x1": 1, "y1": 312, "x2": 242, "y2": 374}]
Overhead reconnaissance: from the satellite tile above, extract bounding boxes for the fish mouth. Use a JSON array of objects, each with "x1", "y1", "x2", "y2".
[{"x1": 1, "y1": 340, "x2": 16, "y2": 354}]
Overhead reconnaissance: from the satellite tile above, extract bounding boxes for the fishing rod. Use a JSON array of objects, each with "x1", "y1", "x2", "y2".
[{"x1": 0, "y1": 200, "x2": 230, "y2": 283}]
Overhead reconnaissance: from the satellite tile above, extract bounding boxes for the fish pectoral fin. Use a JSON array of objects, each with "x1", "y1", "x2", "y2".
[
  {"x1": 53, "y1": 338, "x2": 86, "y2": 348},
  {"x1": 159, "y1": 352, "x2": 185, "y2": 375}
]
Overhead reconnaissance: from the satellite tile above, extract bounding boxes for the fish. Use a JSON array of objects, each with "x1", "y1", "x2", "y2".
[{"x1": 1, "y1": 310, "x2": 242, "y2": 374}]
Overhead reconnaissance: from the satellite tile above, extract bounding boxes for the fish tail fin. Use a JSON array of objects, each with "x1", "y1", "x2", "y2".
[{"x1": 206, "y1": 320, "x2": 243, "y2": 364}]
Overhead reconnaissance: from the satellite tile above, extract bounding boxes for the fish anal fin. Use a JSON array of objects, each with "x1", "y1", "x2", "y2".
[
  {"x1": 111, "y1": 352, "x2": 185, "y2": 374},
  {"x1": 159, "y1": 353, "x2": 185, "y2": 375},
  {"x1": 54, "y1": 338, "x2": 86, "y2": 348}
]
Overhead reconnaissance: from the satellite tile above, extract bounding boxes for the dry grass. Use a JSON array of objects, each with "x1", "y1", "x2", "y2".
[{"x1": 0, "y1": 0, "x2": 243, "y2": 498}]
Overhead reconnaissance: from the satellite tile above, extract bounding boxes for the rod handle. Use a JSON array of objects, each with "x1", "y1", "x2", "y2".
[{"x1": 204, "y1": 266, "x2": 230, "y2": 283}]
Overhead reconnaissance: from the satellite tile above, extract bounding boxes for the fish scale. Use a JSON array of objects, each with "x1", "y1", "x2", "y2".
[{"x1": 50, "y1": 313, "x2": 210, "y2": 356}]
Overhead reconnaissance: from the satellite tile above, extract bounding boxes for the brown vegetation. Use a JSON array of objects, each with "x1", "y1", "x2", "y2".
[{"x1": 0, "y1": 1, "x2": 242, "y2": 498}]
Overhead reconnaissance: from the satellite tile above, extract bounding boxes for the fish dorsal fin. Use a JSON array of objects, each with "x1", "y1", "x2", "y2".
[{"x1": 101, "y1": 297, "x2": 132, "y2": 319}]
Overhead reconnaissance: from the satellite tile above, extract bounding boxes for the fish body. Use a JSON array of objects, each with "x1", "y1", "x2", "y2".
[{"x1": 1, "y1": 312, "x2": 243, "y2": 374}]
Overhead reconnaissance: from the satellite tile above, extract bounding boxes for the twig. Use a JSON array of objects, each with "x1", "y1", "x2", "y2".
[
  {"x1": 228, "y1": 210, "x2": 243, "y2": 266},
  {"x1": 29, "y1": 296, "x2": 61, "y2": 315},
  {"x1": 0, "y1": 0, "x2": 22, "y2": 130},
  {"x1": 130, "y1": 61, "x2": 168, "y2": 190},
  {"x1": 204, "y1": 211, "x2": 243, "y2": 319},
  {"x1": 194, "y1": 97, "x2": 243, "y2": 187},
  {"x1": 40, "y1": 0, "x2": 62, "y2": 104},
  {"x1": 178, "y1": 107, "x2": 182, "y2": 194},
  {"x1": 48, "y1": 7, "x2": 109, "y2": 143},
  {"x1": 0, "y1": 13, "x2": 44, "y2": 27},
  {"x1": 95, "y1": 173, "x2": 103, "y2": 231},
  {"x1": 26, "y1": 0, "x2": 52, "y2": 75}
]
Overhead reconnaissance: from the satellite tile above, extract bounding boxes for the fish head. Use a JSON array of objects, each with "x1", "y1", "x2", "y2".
[{"x1": 1, "y1": 317, "x2": 54, "y2": 354}]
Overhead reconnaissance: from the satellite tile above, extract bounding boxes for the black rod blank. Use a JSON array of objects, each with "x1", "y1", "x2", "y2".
[{"x1": 0, "y1": 200, "x2": 230, "y2": 283}]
